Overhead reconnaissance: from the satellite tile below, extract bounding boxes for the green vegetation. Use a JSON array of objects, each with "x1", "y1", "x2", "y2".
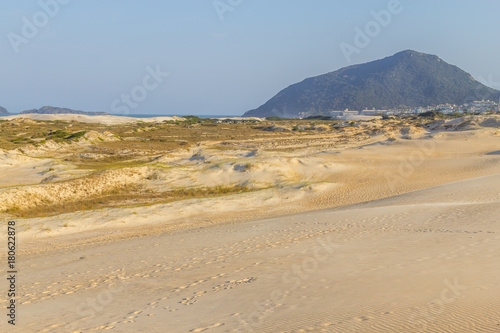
[
  {"x1": 266, "y1": 116, "x2": 292, "y2": 121},
  {"x1": 2, "y1": 112, "x2": 493, "y2": 218},
  {"x1": 0, "y1": 119, "x2": 94, "y2": 149},
  {"x1": 303, "y1": 115, "x2": 333, "y2": 120},
  {"x1": 42, "y1": 129, "x2": 88, "y2": 143},
  {"x1": 10, "y1": 137, "x2": 36, "y2": 145},
  {"x1": 183, "y1": 115, "x2": 203, "y2": 122},
  {"x1": 65, "y1": 131, "x2": 87, "y2": 141},
  {"x1": 46, "y1": 129, "x2": 70, "y2": 140},
  {"x1": 418, "y1": 111, "x2": 444, "y2": 118},
  {"x1": 244, "y1": 50, "x2": 500, "y2": 117}
]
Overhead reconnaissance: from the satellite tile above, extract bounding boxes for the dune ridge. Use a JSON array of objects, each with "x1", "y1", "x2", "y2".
[{"x1": 0, "y1": 114, "x2": 499, "y2": 332}]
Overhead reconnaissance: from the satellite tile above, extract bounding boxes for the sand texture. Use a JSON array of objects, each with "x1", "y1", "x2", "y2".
[
  {"x1": 0, "y1": 115, "x2": 499, "y2": 332},
  {"x1": 0, "y1": 114, "x2": 186, "y2": 125}
]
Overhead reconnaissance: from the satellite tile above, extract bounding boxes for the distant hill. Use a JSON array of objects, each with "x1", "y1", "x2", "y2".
[
  {"x1": 243, "y1": 50, "x2": 500, "y2": 118},
  {"x1": 20, "y1": 106, "x2": 108, "y2": 116},
  {"x1": 0, "y1": 106, "x2": 9, "y2": 114}
]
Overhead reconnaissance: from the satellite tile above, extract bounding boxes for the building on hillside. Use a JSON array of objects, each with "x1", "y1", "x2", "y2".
[{"x1": 360, "y1": 109, "x2": 386, "y2": 115}]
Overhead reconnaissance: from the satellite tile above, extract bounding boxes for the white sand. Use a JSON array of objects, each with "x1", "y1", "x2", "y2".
[
  {"x1": 1, "y1": 117, "x2": 500, "y2": 332},
  {"x1": 0, "y1": 113, "x2": 264, "y2": 125},
  {"x1": 0, "y1": 114, "x2": 184, "y2": 125},
  {"x1": 2, "y1": 173, "x2": 499, "y2": 332}
]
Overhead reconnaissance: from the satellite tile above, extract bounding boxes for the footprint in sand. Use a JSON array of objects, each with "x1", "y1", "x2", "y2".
[{"x1": 190, "y1": 322, "x2": 225, "y2": 332}]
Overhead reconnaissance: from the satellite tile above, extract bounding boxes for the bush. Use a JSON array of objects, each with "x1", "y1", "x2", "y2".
[
  {"x1": 65, "y1": 131, "x2": 87, "y2": 141},
  {"x1": 418, "y1": 111, "x2": 444, "y2": 118},
  {"x1": 46, "y1": 129, "x2": 69, "y2": 140},
  {"x1": 266, "y1": 116, "x2": 290, "y2": 121},
  {"x1": 302, "y1": 115, "x2": 333, "y2": 120}
]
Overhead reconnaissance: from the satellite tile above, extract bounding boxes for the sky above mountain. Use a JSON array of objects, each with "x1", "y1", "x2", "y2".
[
  {"x1": 244, "y1": 50, "x2": 500, "y2": 117},
  {"x1": 1, "y1": 0, "x2": 499, "y2": 115}
]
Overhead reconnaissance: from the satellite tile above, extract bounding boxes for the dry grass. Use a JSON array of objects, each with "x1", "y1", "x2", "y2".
[
  {"x1": 5, "y1": 185, "x2": 250, "y2": 219},
  {"x1": 0, "y1": 119, "x2": 109, "y2": 150},
  {"x1": 0, "y1": 118, "x2": 339, "y2": 151},
  {"x1": 0, "y1": 115, "x2": 446, "y2": 218}
]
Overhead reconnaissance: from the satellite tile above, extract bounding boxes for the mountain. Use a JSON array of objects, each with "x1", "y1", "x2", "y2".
[
  {"x1": 20, "y1": 106, "x2": 108, "y2": 116},
  {"x1": 0, "y1": 106, "x2": 9, "y2": 114},
  {"x1": 243, "y1": 50, "x2": 500, "y2": 118}
]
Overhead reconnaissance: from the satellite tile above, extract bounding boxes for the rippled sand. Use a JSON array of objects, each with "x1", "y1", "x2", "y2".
[{"x1": 1, "y1": 116, "x2": 500, "y2": 332}]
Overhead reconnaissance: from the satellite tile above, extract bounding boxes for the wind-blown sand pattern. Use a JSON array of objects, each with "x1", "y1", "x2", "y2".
[{"x1": 0, "y1": 115, "x2": 500, "y2": 332}]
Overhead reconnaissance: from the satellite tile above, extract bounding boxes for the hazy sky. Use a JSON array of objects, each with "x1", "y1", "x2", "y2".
[{"x1": 1, "y1": 0, "x2": 499, "y2": 115}]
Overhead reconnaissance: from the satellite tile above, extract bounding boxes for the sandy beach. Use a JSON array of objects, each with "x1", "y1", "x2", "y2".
[
  {"x1": 0, "y1": 114, "x2": 186, "y2": 125},
  {"x1": 1, "y1": 115, "x2": 499, "y2": 332}
]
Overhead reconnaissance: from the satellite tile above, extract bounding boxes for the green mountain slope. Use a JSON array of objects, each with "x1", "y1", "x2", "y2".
[{"x1": 243, "y1": 50, "x2": 500, "y2": 117}]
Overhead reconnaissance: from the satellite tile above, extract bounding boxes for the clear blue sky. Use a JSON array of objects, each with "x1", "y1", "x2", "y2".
[{"x1": 1, "y1": 0, "x2": 499, "y2": 115}]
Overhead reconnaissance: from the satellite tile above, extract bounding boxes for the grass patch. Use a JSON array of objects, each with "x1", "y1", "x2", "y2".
[
  {"x1": 65, "y1": 131, "x2": 87, "y2": 141},
  {"x1": 5, "y1": 185, "x2": 250, "y2": 219}
]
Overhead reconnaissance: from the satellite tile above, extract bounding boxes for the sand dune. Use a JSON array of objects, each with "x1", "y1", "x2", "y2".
[
  {"x1": 1, "y1": 114, "x2": 184, "y2": 125},
  {"x1": 1, "y1": 115, "x2": 500, "y2": 332},
  {"x1": 0, "y1": 113, "x2": 263, "y2": 125},
  {"x1": 5, "y1": 120, "x2": 500, "y2": 241},
  {"x1": 2, "y1": 173, "x2": 499, "y2": 332}
]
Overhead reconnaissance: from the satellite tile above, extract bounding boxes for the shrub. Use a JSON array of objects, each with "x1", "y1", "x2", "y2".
[{"x1": 65, "y1": 131, "x2": 87, "y2": 141}]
